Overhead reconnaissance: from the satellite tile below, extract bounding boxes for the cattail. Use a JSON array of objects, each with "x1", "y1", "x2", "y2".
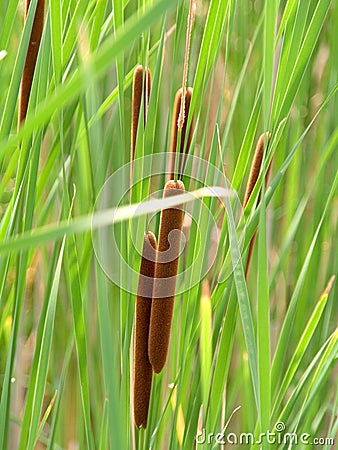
[
  {"x1": 148, "y1": 180, "x2": 185, "y2": 373},
  {"x1": 243, "y1": 132, "x2": 270, "y2": 208},
  {"x1": 243, "y1": 132, "x2": 272, "y2": 277},
  {"x1": 131, "y1": 65, "x2": 151, "y2": 164},
  {"x1": 133, "y1": 232, "x2": 157, "y2": 428},
  {"x1": 19, "y1": 0, "x2": 45, "y2": 124},
  {"x1": 168, "y1": 87, "x2": 193, "y2": 180}
]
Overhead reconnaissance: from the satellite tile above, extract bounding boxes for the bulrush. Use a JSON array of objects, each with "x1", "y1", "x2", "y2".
[
  {"x1": 243, "y1": 132, "x2": 272, "y2": 277},
  {"x1": 148, "y1": 180, "x2": 185, "y2": 373},
  {"x1": 131, "y1": 65, "x2": 152, "y2": 164},
  {"x1": 133, "y1": 232, "x2": 157, "y2": 428},
  {"x1": 19, "y1": 0, "x2": 45, "y2": 124},
  {"x1": 243, "y1": 133, "x2": 271, "y2": 208},
  {"x1": 168, "y1": 87, "x2": 193, "y2": 180}
]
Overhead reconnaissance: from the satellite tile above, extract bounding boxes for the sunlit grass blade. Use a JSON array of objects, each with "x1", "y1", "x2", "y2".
[{"x1": 199, "y1": 281, "x2": 212, "y2": 410}]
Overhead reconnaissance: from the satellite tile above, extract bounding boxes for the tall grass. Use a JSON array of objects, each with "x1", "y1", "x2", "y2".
[{"x1": 0, "y1": 0, "x2": 337, "y2": 449}]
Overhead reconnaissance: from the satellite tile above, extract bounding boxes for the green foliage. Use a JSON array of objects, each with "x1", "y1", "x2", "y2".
[{"x1": 0, "y1": 0, "x2": 337, "y2": 449}]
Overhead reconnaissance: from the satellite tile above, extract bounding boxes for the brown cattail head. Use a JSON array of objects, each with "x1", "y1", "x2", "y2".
[
  {"x1": 243, "y1": 132, "x2": 270, "y2": 208},
  {"x1": 148, "y1": 180, "x2": 185, "y2": 373},
  {"x1": 244, "y1": 153, "x2": 273, "y2": 279},
  {"x1": 19, "y1": 0, "x2": 46, "y2": 125},
  {"x1": 134, "y1": 231, "x2": 157, "y2": 428},
  {"x1": 131, "y1": 65, "x2": 152, "y2": 164},
  {"x1": 168, "y1": 87, "x2": 193, "y2": 180}
]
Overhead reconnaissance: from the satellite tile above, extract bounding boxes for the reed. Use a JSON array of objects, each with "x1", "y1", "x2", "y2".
[
  {"x1": 243, "y1": 132, "x2": 271, "y2": 277},
  {"x1": 148, "y1": 180, "x2": 185, "y2": 373},
  {"x1": 133, "y1": 232, "x2": 157, "y2": 428},
  {"x1": 19, "y1": 0, "x2": 45, "y2": 124},
  {"x1": 131, "y1": 65, "x2": 152, "y2": 164},
  {"x1": 168, "y1": 87, "x2": 193, "y2": 180}
]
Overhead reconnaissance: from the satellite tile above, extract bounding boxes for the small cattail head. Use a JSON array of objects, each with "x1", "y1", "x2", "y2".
[
  {"x1": 243, "y1": 132, "x2": 271, "y2": 208},
  {"x1": 19, "y1": 0, "x2": 46, "y2": 125},
  {"x1": 168, "y1": 88, "x2": 193, "y2": 180},
  {"x1": 131, "y1": 65, "x2": 152, "y2": 163},
  {"x1": 244, "y1": 161, "x2": 274, "y2": 280}
]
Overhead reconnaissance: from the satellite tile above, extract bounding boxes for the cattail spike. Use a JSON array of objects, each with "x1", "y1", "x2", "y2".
[
  {"x1": 244, "y1": 135, "x2": 273, "y2": 278},
  {"x1": 19, "y1": 0, "x2": 46, "y2": 125},
  {"x1": 134, "y1": 231, "x2": 157, "y2": 428},
  {"x1": 168, "y1": 88, "x2": 193, "y2": 180},
  {"x1": 243, "y1": 132, "x2": 270, "y2": 208},
  {"x1": 148, "y1": 180, "x2": 185, "y2": 373},
  {"x1": 131, "y1": 65, "x2": 152, "y2": 164}
]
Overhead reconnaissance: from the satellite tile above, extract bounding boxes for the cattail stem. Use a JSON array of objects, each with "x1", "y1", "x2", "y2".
[
  {"x1": 19, "y1": 0, "x2": 45, "y2": 125},
  {"x1": 243, "y1": 132, "x2": 272, "y2": 277},
  {"x1": 133, "y1": 232, "x2": 157, "y2": 428},
  {"x1": 148, "y1": 180, "x2": 185, "y2": 373},
  {"x1": 168, "y1": 88, "x2": 193, "y2": 180},
  {"x1": 177, "y1": 0, "x2": 195, "y2": 129},
  {"x1": 131, "y1": 65, "x2": 151, "y2": 164}
]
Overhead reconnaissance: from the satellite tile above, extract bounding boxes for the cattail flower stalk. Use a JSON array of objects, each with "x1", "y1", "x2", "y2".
[
  {"x1": 148, "y1": 180, "x2": 185, "y2": 373},
  {"x1": 177, "y1": 0, "x2": 196, "y2": 129},
  {"x1": 133, "y1": 232, "x2": 157, "y2": 428},
  {"x1": 19, "y1": 0, "x2": 45, "y2": 125}
]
